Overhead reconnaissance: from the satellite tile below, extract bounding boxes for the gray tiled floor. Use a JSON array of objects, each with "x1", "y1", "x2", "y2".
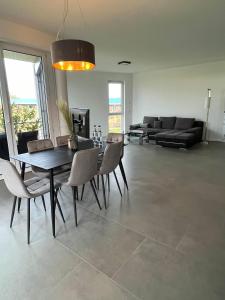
[{"x1": 0, "y1": 142, "x2": 225, "y2": 299}]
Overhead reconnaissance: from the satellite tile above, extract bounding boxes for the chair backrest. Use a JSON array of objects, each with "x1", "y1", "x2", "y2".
[
  {"x1": 56, "y1": 135, "x2": 70, "y2": 147},
  {"x1": 27, "y1": 139, "x2": 54, "y2": 153},
  {"x1": 67, "y1": 148, "x2": 99, "y2": 186},
  {"x1": 106, "y1": 133, "x2": 124, "y2": 157},
  {"x1": 99, "y1": 142, "x2": 122, "y2": 175},
  {"x1": 0, "y1": 159, "x2": 30, "y2": 198}
]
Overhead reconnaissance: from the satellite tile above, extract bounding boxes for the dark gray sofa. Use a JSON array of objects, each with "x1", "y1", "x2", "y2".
[{"x1": 129, "y1": 116, "x2": 203, "y2": 148}]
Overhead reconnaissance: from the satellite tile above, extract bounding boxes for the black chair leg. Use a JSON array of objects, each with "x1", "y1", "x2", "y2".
[
  {"x1": 41, "y1": 195, "x2": 46, "y2": 211},
  {"x1": 81, "y1": 184, "x2": 85, "y2": 201},
  {"x1": 18, "y1": 198, "x2": 21, "y2": 212},
  {"x1": 76, "y1": 187, "x2": 79, "y2": 201},
  {"x1": 90, "y1": 180, "x2": 102, "y2": 210},
  {"x1": 54, "y1": 192, "x2": 65, "y2": 223},
  {"x1": 97, "y1": 175, "x2": 99, "y2": 190},
  {"x1": 27, "y1": 198, "x2": 30, "y2": 244},
  {"x1": 10, "y1": 196, "x2": 17, "y2": 228},
  {"x1": 72, "y1": 187, "x2": 78, "y2": 226},
  {"x1": 93, "y1": 177, "x2": 97, "y2": 190},
  {"x1": 107, "y1": 174, "x2": 110, "y2": 192},
  {"x1": 113, "y1": 170, "x2": 122, "y2": 197},
  {"x1": 119, "y1": 160, "x2": 128, "y2": 190},
  {"x1": 101, "y1": 175, "x2": 107, "y2": 209}
]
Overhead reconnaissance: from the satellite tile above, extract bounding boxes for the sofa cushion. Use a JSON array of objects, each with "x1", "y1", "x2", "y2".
[
  {"x1": 159, "y1": 117, "x2": 176, "y2": 129},
  {"x1": 143, "y1": 116, "x2": 158, "y2": 128},
  {"x1": 155, "y1": 130, "x2": 179, "y2": 139},
  {"x1": 155, "y1": 130, "x2": 195, "y2": 142},
  {"x1": 139, "y1": 123, "x2": 149, "y2": 128},
  {"x1": 154, "y1": 120, "x2": 162, "y2": 129},
  {"x1": 175, "y1": 117, "x2": 195, "y2": 130},
  {"x1": 147, "y1": 128, "x2": 169, "y2": 135}
]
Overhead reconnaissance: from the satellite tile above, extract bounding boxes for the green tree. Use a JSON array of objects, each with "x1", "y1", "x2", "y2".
[{"x1": 0, "y1": 104, "x2": 40, "y2": 134}]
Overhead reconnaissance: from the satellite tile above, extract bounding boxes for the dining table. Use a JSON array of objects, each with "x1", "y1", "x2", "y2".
[
  {"x1": 11, "y1": 141, "x2": 128, "y2": 238},
  {"x1": 11, "y1": 146, "x2": 75, "y2": 237}
]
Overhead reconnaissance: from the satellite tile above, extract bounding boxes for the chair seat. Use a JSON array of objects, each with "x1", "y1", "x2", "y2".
[
  {"x1": 32, "y1": 165, "x2": 70, "y2": 178},
  {"x1": 24, "y1": 172, "x2": 70, "y2": 197},
  {"x1": 55, "y1": 171, "x2": 70, "y2": 186}
]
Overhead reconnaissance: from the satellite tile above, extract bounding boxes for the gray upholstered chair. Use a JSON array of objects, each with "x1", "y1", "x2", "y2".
[
  {"x1": 62, "y1": 148, "x2": 102, "y2": 226},
  {"x1": 106, "y1": 133, "x2": 128, "y2": 190},
  {"x1": 27, "y1": 138, "x2": 70, "y2": 178},
  {"x1": 27, "y1": 139, "x2": 55, "y2": 178},
  {"x1": 0, "y1": 158, "x2": 67, "y2": 244},
  {"x1": 56, "y1": 135, "x2": 70, "y2": 147},
  {"x1": 20, "y1": 139, "x2": 67, "y2": 213},
  {"x1": 98, "y1": 142, "x2": 123, "y2": 208}
]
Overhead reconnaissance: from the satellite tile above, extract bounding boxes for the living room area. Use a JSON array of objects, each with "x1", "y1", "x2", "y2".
[{"x1": 0, "y1": 1, "x2": 225, "y2": 300}]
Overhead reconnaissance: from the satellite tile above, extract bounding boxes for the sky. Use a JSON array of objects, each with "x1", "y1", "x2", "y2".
[
  {"x1": 4, "y1": 58, "x2": 37, "y2": 100},
  {"x1": 108, "y1": 82, "x2": 122, "y2": 99}
]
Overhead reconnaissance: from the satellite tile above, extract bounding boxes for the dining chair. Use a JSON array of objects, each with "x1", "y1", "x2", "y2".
[
  {"x1": 56, "y1": 135, "x2": 70, "y2": 147},
  {"x1": 0, "y1": 158, "x2": 67, "y2": 244},
  {"x1": 106, "y1": 133, "x2": 128, "y2": 190},
  {"x1": 17, "y1": 139, "x2": 63, "y2": 213},
  {"x1": 27, "y1": 139, "x2": 55, "y2": 178},
  {"x1": 62, "y1": 148, "x2": 102, "y2": 226},
  {"x1": 97, "y1": 142, "x2": 123, "y2": 208}
]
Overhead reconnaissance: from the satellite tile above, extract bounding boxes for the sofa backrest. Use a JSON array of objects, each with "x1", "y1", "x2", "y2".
[
  {"x1": 159, "y1": 117, "x2": 176, "y2": 129},
  {"x1": 175, "y1": 118, "x2": 195, "y2": 130},
  {"x1": 143, "y1": 116, "x2": 158, "y2": 128}
]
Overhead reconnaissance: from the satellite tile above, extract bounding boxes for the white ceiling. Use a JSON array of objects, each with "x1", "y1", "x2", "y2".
[{"x1": 0, "y1": 0, "x2": 225, "y2": 73}]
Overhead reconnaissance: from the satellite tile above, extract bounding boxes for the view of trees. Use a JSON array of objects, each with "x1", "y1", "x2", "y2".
[{"x1": 0, "y1": 104, "x2": 40, "y2": 134}]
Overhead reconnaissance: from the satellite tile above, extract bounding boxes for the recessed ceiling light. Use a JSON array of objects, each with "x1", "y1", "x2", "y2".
[{"x1": 118, "y1": 61, "x2": 131, "y2": 65}]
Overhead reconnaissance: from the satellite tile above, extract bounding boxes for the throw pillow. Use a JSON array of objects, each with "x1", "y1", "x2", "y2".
[{"x1": 154, "y1": 120, "x2": 162, "y2": 129}]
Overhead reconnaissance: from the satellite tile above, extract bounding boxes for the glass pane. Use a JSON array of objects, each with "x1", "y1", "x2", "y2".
[
  {"x1": 3, "y1": 50, "x2": 49, "y2": 154},
  {"x1": 108, "y1": 82, "x2": 122, "y2": 113},
  {"x1": 108, "y1": 115, "x2": 122, "y2": 133},
  {"x1": 0, "y1": 91, "x2": 9, "y2": 163}
]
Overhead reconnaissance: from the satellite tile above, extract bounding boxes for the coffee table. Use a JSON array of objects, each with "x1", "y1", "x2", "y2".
[{"x1": 127, "y1": 129, "x2": 149, "y2": 145}]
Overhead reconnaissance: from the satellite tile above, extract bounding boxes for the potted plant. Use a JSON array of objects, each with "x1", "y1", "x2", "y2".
[{"x1": 57, "y1": 100, "x2": 77, "y2": 150}]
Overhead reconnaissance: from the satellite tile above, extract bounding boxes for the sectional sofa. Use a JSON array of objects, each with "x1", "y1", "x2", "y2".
[{"x1": 129, "y1": 116, "x2": 204, "y2": 148}]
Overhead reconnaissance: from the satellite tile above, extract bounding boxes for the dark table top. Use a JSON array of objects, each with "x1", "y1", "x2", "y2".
[
  {"x1": 11, "y1": 142, "x2": 125, "y2": 171},
  {"x1": 11, "y1": 147, "x2": 75, "y2": 170}
]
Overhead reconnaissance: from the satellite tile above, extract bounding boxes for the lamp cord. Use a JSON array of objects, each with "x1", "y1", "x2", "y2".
[
  {"x1": 56, "y1": 0, "x2": 89, "y2": 40},
  {"x1": 56, "y1": 0, "x2": 69, "y2": 40},
  {"x1": 77, "y1": 0, "x2": 89, "y2": 32}
]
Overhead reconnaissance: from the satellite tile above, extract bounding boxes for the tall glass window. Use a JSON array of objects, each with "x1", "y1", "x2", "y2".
[{"x1": 108, "y1": 82, "x2": 124, "y2": 133}]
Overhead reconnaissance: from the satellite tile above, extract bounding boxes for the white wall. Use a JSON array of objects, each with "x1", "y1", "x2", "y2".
[
  {"x1": 67, "y1": 71, "x2": 133, "y2": 136},
  {"x1": 133, "y1": 61, "x2": 225, "y2": 141}
]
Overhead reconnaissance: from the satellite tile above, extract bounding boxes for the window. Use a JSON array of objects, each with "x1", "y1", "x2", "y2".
[
  {"x1": 0, "y1": 44, "x2": 51, "y2": 177},
  {"x1": 108, "y1": 82, "x2": 124, "y2": 133}
]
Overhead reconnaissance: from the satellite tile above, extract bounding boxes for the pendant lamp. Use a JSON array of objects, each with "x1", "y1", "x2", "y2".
[{"x1": 51, "y1": 0, "x2": 95, "y2": 71}]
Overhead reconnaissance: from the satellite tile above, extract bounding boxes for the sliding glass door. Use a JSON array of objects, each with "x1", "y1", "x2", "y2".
[{"x1": 0, "y1": 43, "x2": 50, "y2": 174}]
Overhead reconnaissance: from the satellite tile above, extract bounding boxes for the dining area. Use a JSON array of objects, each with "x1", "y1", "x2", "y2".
[{"x1": 0, "y1": 133, "x2": 128, "y2": 244}]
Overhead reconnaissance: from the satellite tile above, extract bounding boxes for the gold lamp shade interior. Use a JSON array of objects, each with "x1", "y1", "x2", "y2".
[{"x1": 51, "y1": 39, "x2": 95, "y2": 71}]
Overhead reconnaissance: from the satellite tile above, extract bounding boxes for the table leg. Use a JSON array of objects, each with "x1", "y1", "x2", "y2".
[
  {"x1": 119, "y1": 160, "x2": 128, "y2": 190},
  {"x1": 49, "y1": 169, "x2": 55, "y2": 237},
  {"x1": 18, "y1": 162, "x2": 26, "y2": 212}
]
